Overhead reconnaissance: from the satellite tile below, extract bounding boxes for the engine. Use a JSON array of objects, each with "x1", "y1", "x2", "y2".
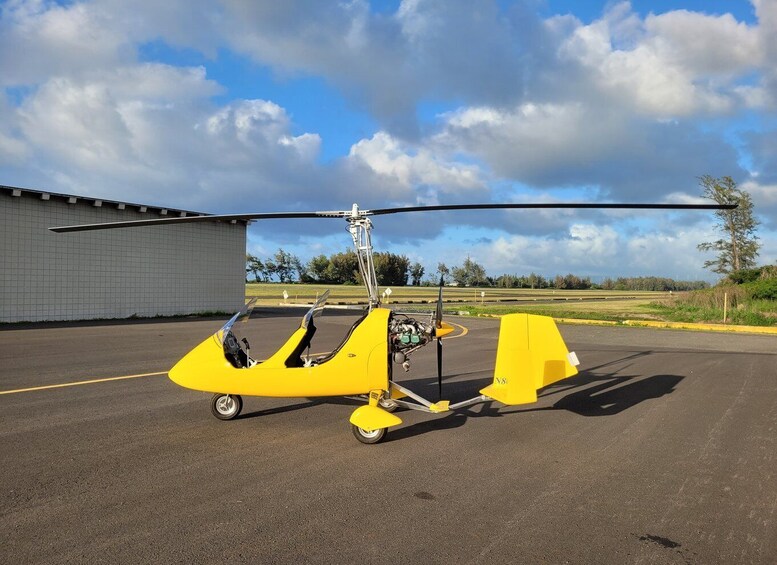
[{"x1": 388, "y1": 314, "x2": 434, "y2": 370}]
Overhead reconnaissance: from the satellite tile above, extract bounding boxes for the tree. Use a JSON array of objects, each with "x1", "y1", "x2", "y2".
[
  {"x1": 697, "y1": 175, "x2": 760, "y2": 275},
  {"x1": 527, "y1": 272, "x2": 545, "y2": 289},
  {"x1": 374, "y1": 252, "x2": 410, "y2": 286},
  {"x1": 451, "y1": 256, "x2": 488, "y2": 287},
  {"x1": 327, "y1": 250, "x2": 360, "y2": 284},
  {"x1": 304, "y1": 254, "x2": 331, "y2": 283},
  {"x1": 270, "y1": 249, "x2": 302, "y2": 283},
  {"x1": 409, "y1": 262, "x2": 425, "y2": 286},
  {"x1": 246, "y1": 254, "x2": 264, "y2": 282},
  {"x1": 436, "y1": 263, "x2": 450, "y2": 285}
]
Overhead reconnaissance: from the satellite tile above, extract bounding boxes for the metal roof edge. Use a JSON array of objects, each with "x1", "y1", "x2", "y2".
[{"x1": 0, "y1": 184, "x2": 248, "y2": 225}]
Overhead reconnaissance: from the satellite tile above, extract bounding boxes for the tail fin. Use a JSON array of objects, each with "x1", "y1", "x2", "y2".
[{"x1": 480, "y1": 314, "x2": 579, "y2": 406}]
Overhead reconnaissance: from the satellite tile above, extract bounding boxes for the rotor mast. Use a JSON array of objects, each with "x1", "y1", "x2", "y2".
[{"x1": 346, "y1": 204, "x2": 380, "y2": 310}]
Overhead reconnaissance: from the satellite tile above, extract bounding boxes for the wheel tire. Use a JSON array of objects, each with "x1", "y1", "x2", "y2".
[
  {"x1": 211, "y1": 394, "x2": 243, "y2": 420},
  {"x1": 351, "y1": 423, "x2": 387, "y2": 444}
]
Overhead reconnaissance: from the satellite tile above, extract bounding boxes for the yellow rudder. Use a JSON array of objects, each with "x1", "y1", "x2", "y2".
[{"x1": 480, "y1": 313, "x2": 579, "y2": 406}]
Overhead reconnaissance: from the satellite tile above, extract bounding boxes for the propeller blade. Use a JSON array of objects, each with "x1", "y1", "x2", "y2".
[
  {"x1": 436, "y1": 275, "x2": 444, "y2": 399},
  {"x1": 435, "y1": 276, "x2": 444, "y2": 328},
  {"x1": 437, "y1": 337, "x2": 443, "y2": 401}
]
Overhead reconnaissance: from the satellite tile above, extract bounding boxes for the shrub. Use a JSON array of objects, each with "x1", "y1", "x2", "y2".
[
  {"x1": 665, "y1": 286, "x2": 747, "y2": 309},
  {"x1": 728, "y1": 268, "x2": 763, "y2": 284},
  {"x1": 760, "y1": 265, "x2": 777, "y2": 280},
  {"x1": 745, "y1": 279, "x2": 777, "y2": 300}
]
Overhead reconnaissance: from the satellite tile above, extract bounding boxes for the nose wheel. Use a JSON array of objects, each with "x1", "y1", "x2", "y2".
[
  {"x1": 351, "y1": 424, "x2": 388, "y2": 444},
  {"x1": 211, "y1": 394, "x2": 243, "y2": 420}
]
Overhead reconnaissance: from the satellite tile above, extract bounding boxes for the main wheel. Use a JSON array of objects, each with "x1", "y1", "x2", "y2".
[
  {"x1": 351, "y1": 423, "x2": 387, "y2": 444},
  {"x1": 211, "y1": 394, "x2": 243, "y2": 420}
]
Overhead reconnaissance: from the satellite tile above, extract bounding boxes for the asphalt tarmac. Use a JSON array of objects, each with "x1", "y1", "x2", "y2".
[{"x1": 1, "y1": 309, "x2": 776, "y2": 564}]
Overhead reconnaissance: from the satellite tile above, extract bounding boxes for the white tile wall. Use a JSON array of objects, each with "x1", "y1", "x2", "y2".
[{"x1": 1, "y1": 192, "x2": 246, "y2": 322}]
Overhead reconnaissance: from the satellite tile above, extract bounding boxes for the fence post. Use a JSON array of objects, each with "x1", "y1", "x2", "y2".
[{"x1": 723, "y1": 292, "x2": 728, "y2": 324}]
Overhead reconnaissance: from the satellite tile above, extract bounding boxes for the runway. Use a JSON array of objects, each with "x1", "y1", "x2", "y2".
[{"x1": 1, "y1": 309, "x2": 776, "y2": 564}]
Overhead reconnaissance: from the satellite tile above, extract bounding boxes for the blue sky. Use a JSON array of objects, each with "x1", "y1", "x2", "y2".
[{"x1": 1, "y1": 0, "x2": 776, "y2": 282}]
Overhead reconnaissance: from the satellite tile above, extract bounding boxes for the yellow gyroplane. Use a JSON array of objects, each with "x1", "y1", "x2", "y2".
[
  {"x1": 167, "y1": 287, "x2": 579, "y2": 443},
  {"x1": 51, "y1": 201, "x2": 733, "y2": 443}
]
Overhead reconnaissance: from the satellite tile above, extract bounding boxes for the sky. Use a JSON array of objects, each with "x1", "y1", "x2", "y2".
[{"x1": 2, "y1": 0, "x2": 777, "y2": 282}]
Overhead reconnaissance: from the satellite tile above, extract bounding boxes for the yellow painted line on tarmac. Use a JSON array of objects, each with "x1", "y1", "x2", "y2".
[
  {"x1": 446, "y1": 321, "x2": 469, "y2": 339},
  {"x1": 0, "y1": 371, "x2": 168, "y2": 396}
]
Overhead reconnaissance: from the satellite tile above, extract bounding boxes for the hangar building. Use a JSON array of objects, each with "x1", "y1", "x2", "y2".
[{"x1": 1, "y1": 185, "x2": 246, "y2": 322}]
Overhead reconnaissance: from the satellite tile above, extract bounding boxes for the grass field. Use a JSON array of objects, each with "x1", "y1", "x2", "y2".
[
  {"x1": 246, "y1": 283, "x2": 669, "y2": 321},
  {"x1": 246, "y1": 282, "x2": 777, "y2": 326},
  {"x1": 246, "y1": 282, "x2": 663, "y2": 303}
]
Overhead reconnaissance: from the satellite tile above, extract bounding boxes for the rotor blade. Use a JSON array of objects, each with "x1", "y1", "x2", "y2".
[
  {"x1": 49, "y1": 211, "x2": 333, "y2": 233},
  {"x1": 369, "y1": 203, "x2": 736, "y2": 215},
  {"x1": 437, "y1": 337, "x2": 443, "y2": 401},
  {"x1": 49, "y1": 201, "x2": 736, "y2": 233}
]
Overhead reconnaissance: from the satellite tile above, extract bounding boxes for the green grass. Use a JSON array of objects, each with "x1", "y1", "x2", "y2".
[
  {"x1": 246, "y1": 282, "x2": 663, "y2": 305},
  {"x1": 650, "y1": 288, "x2": 777, "y2": 326},
  {"x1": 246, "y1": 283, "x2": 666, "y2": 320},
  {"x1": 246, "y1": 282, "x2": 777, "y2": 326},
  {"x1": 454, "y1": 299, "x2": 664, "y2": 322},
  {"x1": 648, "y1": 303, "x2": 776, "y2": 326}
]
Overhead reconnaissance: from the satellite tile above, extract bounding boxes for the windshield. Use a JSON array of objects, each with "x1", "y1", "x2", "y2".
[
  {"x1": 301, "y1": 290, "x2": 330, "y2": 329},
  {"x1": 215, "y1": 297, "x2": 257, "y2": 345}
]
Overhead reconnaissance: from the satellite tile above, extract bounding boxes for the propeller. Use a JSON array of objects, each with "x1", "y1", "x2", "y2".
[{"x1": 435, "y1": 277, "x2": 444, "y2": 400}]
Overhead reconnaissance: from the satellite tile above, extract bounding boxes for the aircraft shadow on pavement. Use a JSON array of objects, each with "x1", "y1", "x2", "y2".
[
  {"x1": 379, "y1": 350, "x2": 684, "y2": 440},
  {"x1": 538, "y1": 372, "x2": 684, "y2": 417},
  {"x1": 236, "y1": 395, "x2": 364, "y2": 420},
  {"x1": 233, "y1": 351, "x2": 683, "y2": 439},
  {"x1": 384, "y1": 372, "x2": 683, "y2": 441}
]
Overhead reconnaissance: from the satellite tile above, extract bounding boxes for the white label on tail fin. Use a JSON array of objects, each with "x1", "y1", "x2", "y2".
[{"x1": 567, "y1": 351, "x2": 580, "y2": 366}]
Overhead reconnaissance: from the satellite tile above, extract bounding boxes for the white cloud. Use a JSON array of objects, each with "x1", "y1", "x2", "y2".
[
  {"x1": 10, "y1": 66, "x2": 329, "y2": 209},
  {"x1": 467, "y1": 223, "x2": 720, "y2": 280},
  {"x1": 557, "y1": 3, "x2": 761, "y2": 117},
  {"x1": 740, "y1": 179, "x2": 777, "y2": 230},
  {"x1": 626, "y1": 226, "x2": 716, "y2": 275},
  {"x1": 482, "y1": 223, "x2": 620, "y2": 273},
  {"x1": 18, "y1": 77, "x2": 135, "y2": 171},
  {"x1": 433, "y1": 101, "x2": 742, "y2": 197},
  {"x1": 0, "y1": 0, "x2": 132, "y2": 86},
  {"x1": 743, "y1": 179, "x2": 777, "y2": 205},
  {"x1": 645, "y1": 10, "x2": 760, "y2": 75},
  {"x1": 348, "y1": 131, "x2": 484, "y2": 198},
  {"x1": 0, "y1": 93, "x2": 27, "y2": 164}
]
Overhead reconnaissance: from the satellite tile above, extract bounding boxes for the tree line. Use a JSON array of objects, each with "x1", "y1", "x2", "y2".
[
  {"x1": 247, "y1": 249, "x2": 425, "y2": 286},
  {"x1": 247, "y1": 251, "x2": 708, "y2": 291}
]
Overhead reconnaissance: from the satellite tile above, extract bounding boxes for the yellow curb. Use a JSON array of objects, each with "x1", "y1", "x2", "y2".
[
  {"x1": 553, "y1": 318, "x2": 619, "y2": 326},
  {"x1": 622, "y1": 319, "x2": 777, "y2": 335},
  {"x1": 467, "y1": 312, "x2": 777, "y2": 335}
]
